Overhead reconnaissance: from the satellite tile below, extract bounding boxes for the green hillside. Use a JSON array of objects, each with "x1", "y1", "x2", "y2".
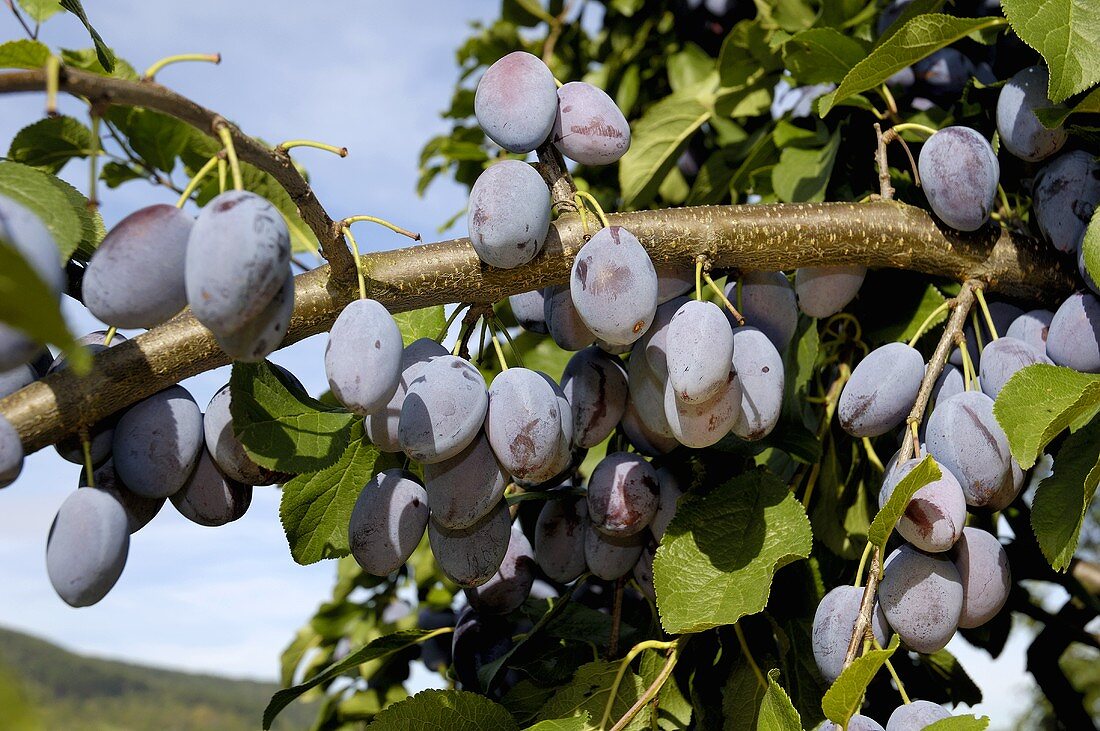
[{"x1": 0, "y1": 626, "x2": 316, "y2": 730}]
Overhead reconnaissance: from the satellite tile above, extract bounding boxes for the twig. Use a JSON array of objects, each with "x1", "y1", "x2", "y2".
[
  {"x1": 609, "y1": 639, "x2": 684, "y2": 731},
  {"x1": 874, "y1": 123, "x2": 894, "y2": 200},
  {"x1": 5, "y1": 0, "x2": 34, "y2": 39},
  {"x1": 609, "y1": 576, "x2": 625, "y2": 658},
  {"x1": 535, "y1": 141, "x2": 577, "y2": 214},
  {"x1": 841, "y1": 281, "x2": 980, "y2": 670}
]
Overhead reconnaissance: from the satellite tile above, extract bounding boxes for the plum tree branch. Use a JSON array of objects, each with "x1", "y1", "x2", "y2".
[
  {"x1": 0, "y1": 204, "x2": 1077, "y2": 455},
  {"x1": 0, "y1": 66, "x2": 356, "y2": 275}
]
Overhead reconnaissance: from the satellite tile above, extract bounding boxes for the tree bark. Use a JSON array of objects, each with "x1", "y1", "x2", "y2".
[{"x1": 0, "y1": 199, "x2": 1076, "y2": 455}]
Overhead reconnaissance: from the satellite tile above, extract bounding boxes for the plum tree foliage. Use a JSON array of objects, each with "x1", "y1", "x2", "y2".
[{"x1": 2, "y1": 0, "x2": 1100, "y2": 730}]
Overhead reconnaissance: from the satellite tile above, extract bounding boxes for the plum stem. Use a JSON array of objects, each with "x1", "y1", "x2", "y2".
[
  {"x1": 734, "y1": 622, "x2": 766, "y2": 688},
  {"x1": 43, "y1": 55, "x2": 58, "y2": 116},
  {"x1": 215, "y1": 121, "x2": 244, "y2": 191},
  {"x1": 907, "y1": 298, "x2": 953, "y2": 347},
  {"x1": 575, "y1": 190, "x2": 609, "y2": 229},
  {"x1": 342, "y1": 215, "x2": 420, "y2": 241},
  {"x1": 276, "y1": 139, "x2": 348, "y2": 158},
  {"x1": 600, "y1": 638, "x2": 677, "y2": 729},
  {"x1": 142, "y1": 53, "x2": 220, "y2": 82},
  {"x1": 704, "y1": 270, "x2": 744, "y2": 325},
  {"x1": 175, "y1": 153, "x2": 220, "y2": 209},
  {"x1": 974, "y1": 287, "x2": 999, "y2": 340},
  {"x1": 341, "y1": 226, "x2": 367, "y2": 301}
]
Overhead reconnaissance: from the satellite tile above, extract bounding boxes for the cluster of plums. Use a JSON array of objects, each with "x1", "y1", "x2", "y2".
[{"x1": 0, "y1": 186, "x2": 297, "y2": 606}]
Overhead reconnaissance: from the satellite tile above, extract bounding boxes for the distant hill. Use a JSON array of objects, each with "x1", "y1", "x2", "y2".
[{"x1": 0, "y1": 626, "x2": 316, "y2": 730}]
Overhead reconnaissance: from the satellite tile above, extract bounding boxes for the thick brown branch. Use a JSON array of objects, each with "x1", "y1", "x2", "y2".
[
  {"x1": 0, "y1": 201, "x2": 1075, "y2": 455},
  {"x1": 0, "y1": 67, "x2": 355, "y2": 275}
]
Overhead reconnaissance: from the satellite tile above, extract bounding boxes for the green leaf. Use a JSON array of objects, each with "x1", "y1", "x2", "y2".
[
  {"x1": 0, "y1": 235, "x2": 86, "y2": 370},
  {"x1": 668, "y1": 43, "x2": 715, "y2": 93},
  {"x1": 1001, "y1": 0, "x2": 1100, "y2": 103},
  {"x1": 263, "y1": 630, "x2": 459, "y2": 729},
  {"x1": 722, "y1": 658, "x2": 768, "y2": 729},
  {"x1": 279, "y1": 421, "x2": 398, "y2": 565},
  {"x1": 756, "y1": 669, "x2": 802, "y2": 731},
  {"x1": 1035, "y1": 87, "x2": 1100, "y2": 128},
  {"x1": 867, "y1": 455, "x2": 941, "y2": 548},
  {"x1": 393, "y1": 306, "x2": 446, "y2": 346},
  {"x1": 619, "y1": 82, "x2": 715, "y2": 209},
  {"x1": 58, "y1": 47, "x2": 136, "y2": 79},
  {"x1": 59, "y1": 0, "x2": 114, "y2": 73},
  {"x1": 18, "y1": 0, "x2": 61, "y2": 22},
  {"x1": 865, "y1": 282, "x2": 948, "y2": 344},
  {"x1": 533, "y1": 660, "x2": 646, "y2": 729},
  {"x1": 992, "y1": 363, "x2": 1100, "y2": 469},
  {"x1": 116, "y1": 108, "x2": 191, "y2": 173},
  {"x1": 99, "y1": 161, "x2": 144, "y2": 188},
  {"x1": 8, "y1": 116, "x2": 92, "y2": 173},
  {"x1": 874, "y1": 0, "x2": 947, "y2": 46},
  {"x1": 819, "y1": 15, "x2": 1007, "y2": 115},
  {"x1": 0, "y1": 161, "x2": 102, "y2": 261},
  {"x1": 640, "y1": 650, "x2": 692, "y2": 729},
  {"x1": 0, "y1": 39, "x2": 50, "y2": 69},
  {"x1": 772, "y1": 130, "x2": 840, "y2": 203},
  {"x1": 1031, "y1": 414, "x2": 1100, "y2": 571},
  {"x1": 1081, "y1": 206, "x2": 1100, "y2": 290},
  {"x1": 653, "y1": 468, "x2": 812, "y2": 634},
  {"x1": 782, "y1": 29, "x2": 867, "y2": 85},
  {"x1": 230, "y1": 361, "x2": 355, "y2": 473},
  {"x1": 924, "y1": 716, "x2": 991, "y2": 731},
  {"x1": 522, "y1": 716, "x2": 589, "y2": 731},
  {"x1": 821, "y1": 635, "x2": 900, "y2": 726}
]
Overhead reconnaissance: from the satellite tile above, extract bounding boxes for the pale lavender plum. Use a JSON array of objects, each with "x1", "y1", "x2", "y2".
[
  {"x1": 879, "y1": 457, "x2": 966, "y2": 552},
  {"x1": 84, "y1": 204, "x2": 192, "y2": 328},
  {"x1": 584, "y1": 526, "x2": 646, "y2": 580},
  {"x1": 428, "y1": 499, "x2": 511, "y2": 587},
  {"x1": 216, "y1": 271, "x2": 293, "y2": 362},
  {"x1": 642, "y1": 296, "x2": 691, "y2": 376},
  {"x1": 474, "y1": 51, "x2": 558, "y2": 154},
  {"x1": 914, "y1": 49, "x2": 976, "y2": 96},
  {"x1": 112, "y1": 385, "x2": 204, "y2": 499},
  {"x1": 979, "y1": 336, "x2": 1051, "y2": 399},
  {"x1": 795, "y1": 266, "x2": 866, "y2": 318},
  {"x1": 655, "y1": 265, "x2": 694, "y2": 303},
  {"x1": 423, "y1": 432, "x2": 507, "y2": 530},
  {"x1": 1046, "y1": 292, "x2": 1100, "y2": 373},
  {"x1": 621, "y1": 399, "x2": 678, "y2": 457},
  {"x1": 595, "y1": 337, "x2": 632, "y2": 355},
  {"x1": 0, "y1": 415, "x2": 22, "y2": 488},
  {"x1": 532, "y1": 372, "x2": 575, "y2": 483},
  {"x1": 952, "y1": 526, "x2": 1011, "y2": 628},
  {"x1": 0, "y1": 193, "x2": 64, "y2": 370},
  {"x1": 185, "y1": 190, "x2": 290, "y2": 335},
  {"x1": 0, "y1": 363, "x2": 34, "y2": 399},
  {"x1": 551, "y1": 81, "x2": 631, "y2": 166},
  {"x1": 650, "y1": 466, "x2": 683, "y2": 541},
  {"x1": 664, "y1": 371, "x2": 741, "y2": 448},
  {"x1": 812, "y1": 585, "x2": 891, "y2": 683},
  {"x1": 465, "y1": 525, "x2": 535, "y2": 614},
  {"x1": 885, "y1": 701, "x2": 950, "y2": 731},
  {"x1": 467, "y1": 160, "x2": 550, "y2": 269},
  {"x1": 917, "y1": 126, "x2": 999, "y2": 231},
  {"x1": 544, "y1": 284, "x2": 596, "y2": 351},
  {"x1": 587, "y1": 451, "x2": 660, "y2": 537},
  {"x1": 83, "y1": 459, "x2": 164, "y2": 533},
  {"x1": 365, "y1": 338, "x2": 449, "y2": 453},
  {"x1": 325, "y1": 298, "x2": 403, "y2": 415},
  {"x1": 727, "y1": 271, "x2": 798, "y2": 351},
  {"x1": 399, "y1": 355, "x2": 488, "y2": 464},
  {"x1": 510, "y1": 289, "x2": 548, "y2": 334},
  {"x1": 487, "y1": 367, "x2": 570, "y2": 483},
  {"x1": 570, "y1": 226, "x2": 658, "y2": 346},
  {"x1": 997, "y1": 65, "x2": 1067, "y2": 162},
  {"x1": 534, "y1": 496, "x2": 588, "y2": 583},
  {"x1": 562, "y1": 346, "x2": 628, "y2": 448},
  {"x1": 730, "y1": 326, "x2": 785, "y2": 441},
  {"x1": 46, "y1": 487, "x2": 129, "y2": 607},
  {"x1": 926, "y1": 391, "x2": 1013, "y2": 508},
  {"x1": 348, "y1": 469, "x2": 428, "y2": 576},
  {"x1": 627, "y1": 347, "x2": 675, "y2": 439},
  {"x1": 825, "y1": 715, "x2": 885, "y2": 731},
  {"x1": 204, "y1": 384, "x2": 288, "y2": 486},
  {"x1": 988, "y1": 458, "x2": 1025, "y2": 512},
  {"x1": 1033, "y1": 151, "x2": 1100, "y2": 253},
  {"x1": 878, "y1": 545, "x2": 963, "y2": 653},
  {"x1": 666, "y1": 300, "x2": 734, "y2": 403},
  {"x1": 838, "y1": 342, "x2": 924, "y2": 437},
  {"x1": 170, "y1": 447, "x2": 252, "y2": 527}
]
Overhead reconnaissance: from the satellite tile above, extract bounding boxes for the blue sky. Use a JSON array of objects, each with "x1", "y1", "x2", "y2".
[{"x1": 0, "y1": 2, "x2": 1047, "y2": 727}]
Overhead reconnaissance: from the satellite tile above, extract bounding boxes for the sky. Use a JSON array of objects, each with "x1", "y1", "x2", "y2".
[{"x1": 0, "y1": 2, "x2": 1055, "y2": 728}]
